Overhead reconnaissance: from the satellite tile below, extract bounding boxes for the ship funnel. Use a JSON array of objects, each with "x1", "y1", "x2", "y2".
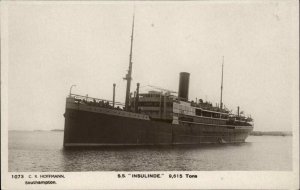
[{"x1": 178, "y1": 72, "x2": 190, "y2": 101}]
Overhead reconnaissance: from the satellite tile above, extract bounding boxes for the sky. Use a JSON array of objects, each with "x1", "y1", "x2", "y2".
[{"x1": 3, "y1": 1, "x2": 298, "y2": 131}]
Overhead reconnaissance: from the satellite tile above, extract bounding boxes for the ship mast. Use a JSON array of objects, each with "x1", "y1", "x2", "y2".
[
  {"x1": 124, "y1": 13, "x2": 135, "y2": 111},
  {"x1": 220, "y1": 56, "x2": 224, "y2": 110}
]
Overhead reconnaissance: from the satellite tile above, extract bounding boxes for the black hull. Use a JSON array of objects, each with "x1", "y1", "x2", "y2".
[{"x1": 63, "y1": 108, "x2": 253, "y2": 148}]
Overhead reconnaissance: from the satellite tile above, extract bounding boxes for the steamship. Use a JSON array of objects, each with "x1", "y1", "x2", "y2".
[{"x1": 63, "y1": 15, "x2": 253, "y2": 148}]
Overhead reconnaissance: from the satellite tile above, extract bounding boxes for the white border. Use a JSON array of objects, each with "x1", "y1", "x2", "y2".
[{"x1": 1, "y1": 1, "x2": 299, "y2": 189}]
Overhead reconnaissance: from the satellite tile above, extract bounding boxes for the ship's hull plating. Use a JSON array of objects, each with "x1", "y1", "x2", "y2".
[{"x1": 63, "y1": 108, "x2": 253, "y2": 148}]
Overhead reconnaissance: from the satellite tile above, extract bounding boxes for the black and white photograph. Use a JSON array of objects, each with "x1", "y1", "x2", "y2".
[{"x1": 1, "y1": 0, "x2": 299, "y2": 189}]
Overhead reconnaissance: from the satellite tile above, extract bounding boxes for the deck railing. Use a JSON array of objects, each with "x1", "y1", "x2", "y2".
[{"x1": 69, "y1": 93, "x2": 125, "y2": 108}]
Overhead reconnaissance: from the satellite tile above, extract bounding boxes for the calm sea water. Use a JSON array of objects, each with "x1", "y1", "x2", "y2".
[{"x1": 8, "y1": 131, "x2": 292, "y2": 171}]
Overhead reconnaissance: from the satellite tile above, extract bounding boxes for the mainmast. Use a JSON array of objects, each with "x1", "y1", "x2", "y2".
[
  {"x1": 123, "y1": 14, "x2": 135, "y2": 111},
  {"x1": 220, "y1": 56, "x2": 224, "y2": 109}
]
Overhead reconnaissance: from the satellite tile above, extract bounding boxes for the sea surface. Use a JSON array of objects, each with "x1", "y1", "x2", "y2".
[{"x1": 8, "y1": 131, "x2": 292, "y2": 171}]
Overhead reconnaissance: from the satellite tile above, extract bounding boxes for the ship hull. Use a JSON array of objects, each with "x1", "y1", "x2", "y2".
[{"x1": 63, "y1": 107, "x2": 253, "y2": 148}]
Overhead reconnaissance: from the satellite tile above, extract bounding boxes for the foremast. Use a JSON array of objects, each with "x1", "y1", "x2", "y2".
[{"x1": 124, "y1": 14, "x2": 135, "y2": 111}]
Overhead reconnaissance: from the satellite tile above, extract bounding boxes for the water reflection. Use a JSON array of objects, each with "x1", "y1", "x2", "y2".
[
  {"x1": 9, "y1": 131, "x2": 292, "y2": 171},
  {"x1": 60, "y1": 143, "x2": 254, "y2": 171}
]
